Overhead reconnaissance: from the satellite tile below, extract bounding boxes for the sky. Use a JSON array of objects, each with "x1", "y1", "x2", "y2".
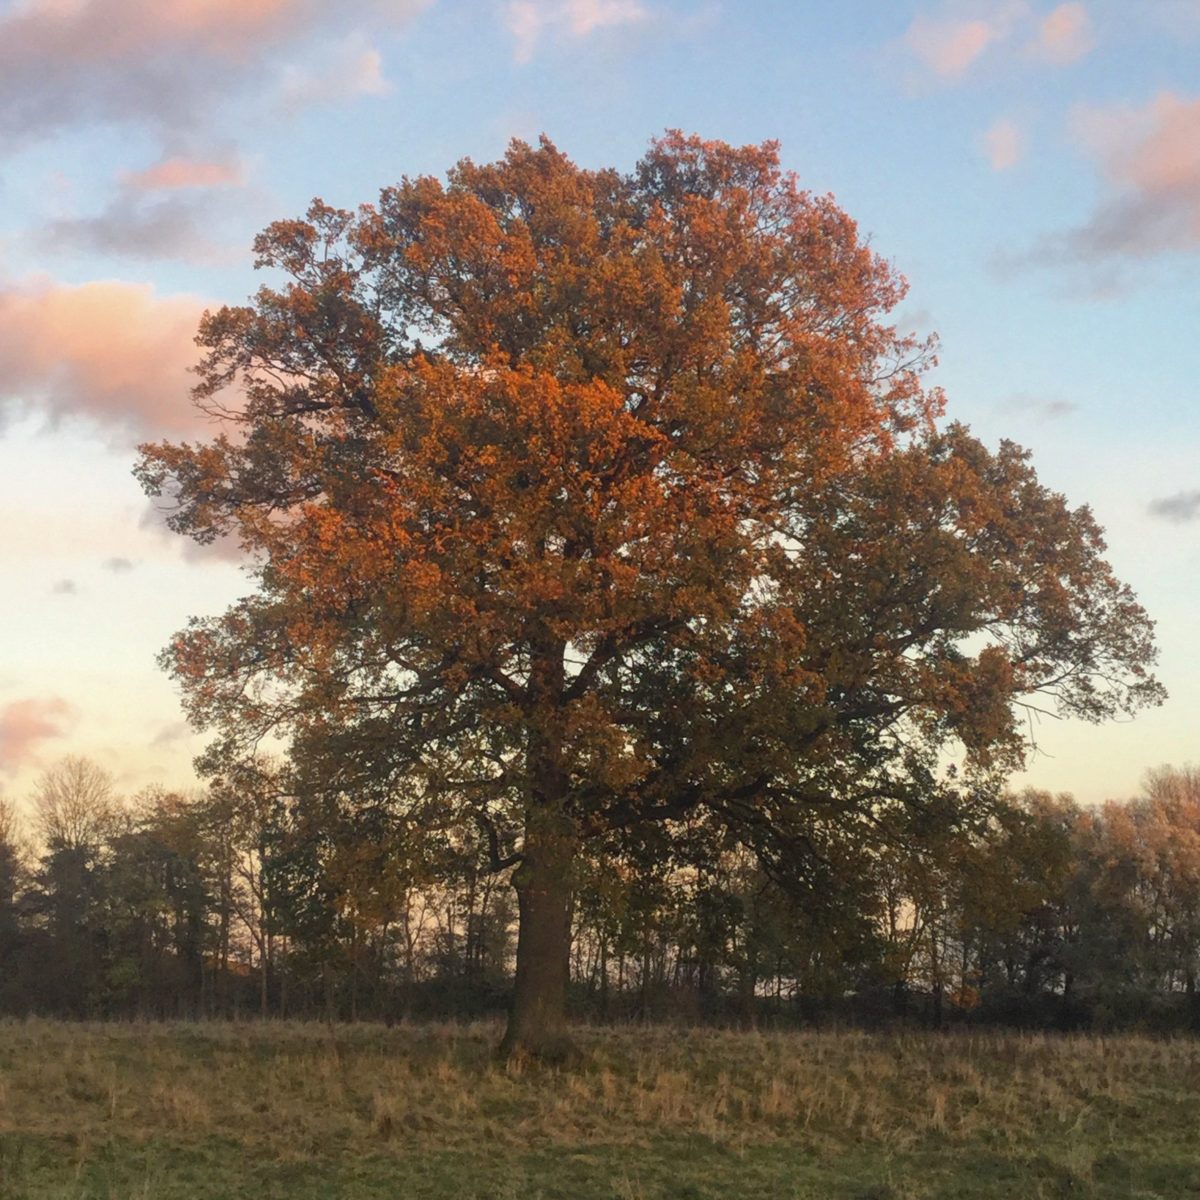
[{"x1": 1, "y1": 0, "x2": 1197, "y2": 808}]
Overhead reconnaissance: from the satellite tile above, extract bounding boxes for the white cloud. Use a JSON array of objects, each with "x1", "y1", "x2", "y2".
[
  {"x1": 504, "y1": 0, "x2": 649, "y2": 63},
  {"x1": 279, "y1": 35, "x2": 393, "y2": 111},
  {"x1": 38, "y1": 151, "x2": 250, "y2": 265}
]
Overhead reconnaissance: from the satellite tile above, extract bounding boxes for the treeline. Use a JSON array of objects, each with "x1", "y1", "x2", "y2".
[{"x1": 2, "y1": 757, "x2": 1199, "y2": 1031}]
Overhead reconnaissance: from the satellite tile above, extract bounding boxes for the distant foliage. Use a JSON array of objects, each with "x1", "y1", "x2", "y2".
[{"x1": 3, "y1": 756, "x2": 1200, "y2": 1030}]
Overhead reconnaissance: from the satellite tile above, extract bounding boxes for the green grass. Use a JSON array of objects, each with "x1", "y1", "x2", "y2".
[{"x1": 1, "y1": 1019, "x2": 1198, "y2": 1198}]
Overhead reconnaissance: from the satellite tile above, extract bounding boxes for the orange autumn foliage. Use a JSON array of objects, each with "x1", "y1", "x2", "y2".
[{"x1": 137, "y1": 134, "x2": 1162, "y2": 1056}]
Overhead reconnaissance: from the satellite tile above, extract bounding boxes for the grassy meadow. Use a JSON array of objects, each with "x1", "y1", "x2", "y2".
[{"x1": 0, "y1": 1020, "x2": 1198, "y2": 1199}]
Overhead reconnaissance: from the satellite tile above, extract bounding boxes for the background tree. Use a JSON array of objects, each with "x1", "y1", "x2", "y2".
[
  {"x1": 1059, "y1": 769, "x2": 1200, "y2": 1029},
  {"x1": 32, "y1": 756, "x2": 115, "y2": 851},
  {"x1": 136, "y1": 134, "x2": 1162, "y2": 1058},
  {"x1": 102, "y1": 790, "x2": 208, "y2": 1018},
  {"x1": 1139, "y1": 766, "x2": 1200, "y2": 1027},
  {"x1": 0, "y1": 797, "x2": 27, "y2": 1009}
]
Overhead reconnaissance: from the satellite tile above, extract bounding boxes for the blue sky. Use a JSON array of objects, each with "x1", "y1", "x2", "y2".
[{"x1": 1, "y1": 0, "x2": 1197, "y2": 804}]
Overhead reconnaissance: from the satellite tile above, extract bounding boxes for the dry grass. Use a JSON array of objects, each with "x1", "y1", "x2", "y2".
[{"x1": 1, "y1": 1019, "x2": 1198, "y2": 1198}]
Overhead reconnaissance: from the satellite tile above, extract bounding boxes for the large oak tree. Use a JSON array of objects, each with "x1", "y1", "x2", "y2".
[{"x1": 137, "y1": 134, "x2": 1162, "y2": 1058}]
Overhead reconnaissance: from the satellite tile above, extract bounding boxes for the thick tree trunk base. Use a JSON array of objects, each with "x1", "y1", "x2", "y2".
[
  {"x1": 497, "y1": 1025, "x2": 582, "y2": 1067},
  {"x1": 500, "y1": 814, "x2": 578, "y2": 1064}
]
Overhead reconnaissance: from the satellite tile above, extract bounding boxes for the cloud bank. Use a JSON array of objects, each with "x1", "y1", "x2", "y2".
[
  {"x1": 0, "y1": 0, "x2": 429, "y2": 144},
  {"x1": 1064, "y1": 92, "x2": 1200, "y2": 259},
  {"x1": 0, "y1": 279, "x2": 207, "y2": 436},
  {"x1": 38, "y1": 150, "x2": 250, "y2": 266},
  {"x1": 1004, "y1": 91, "x2": 1200, "y2": 276},
  {"x1": 995, "y1": 91, "x2": 1200, "y2": 280},
  {"x1": 38, "y1": 193, "x2": 230, "y2": 265}
]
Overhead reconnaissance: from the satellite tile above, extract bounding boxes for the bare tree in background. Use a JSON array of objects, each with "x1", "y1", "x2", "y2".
[
  {"x1": 0, "y1": 795, "x2": 18, "y2": 850},
  {"x1": 0, "y1": 795, "x2": 25, "y2": 902},
  {"x1": 32, "y1": 756, "x2": 116, "y2": 850}
]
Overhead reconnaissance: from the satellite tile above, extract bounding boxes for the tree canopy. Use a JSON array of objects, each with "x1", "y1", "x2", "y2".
[{"x1": 136, "y1": 133, "x2": 1163, "y2": 1057}]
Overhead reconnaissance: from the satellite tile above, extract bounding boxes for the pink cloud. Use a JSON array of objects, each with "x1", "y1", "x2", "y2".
[
  {"x1": 1066, "y1": 92, "x2": 1200, "y2": 257},
  {"x1": 504, "y1": 0, "x2": 648, "y2": 63},
  {"x1": 981, "y1": 117, "x2": 1023, "y2": 169},
  {"x1": 0, "y1": 698, "x2": 72, "y2": 773},
  {"x1": 904, "y1": 13, "x2": 997, "y2": 78},
  {"x1": 0, "y1": 279, "x2": 208, "y2": 436},
  {"x1": 124, "y1": 156, "x2": 245, "y2": 191},
  {"x1": 1099, "y1": 94, "x2": 1200, "y2": 197},
  {"x1": 564, "y1": 0, "x2": 648, "y2": 36},
  {"x1": 999, "y1": 91, "x2": 1200, "y2": 277},
  {"x1": 902, "y1": 3, "x2": 1096, "y2": 83},
  {"x1": 1028, "y1": 2, "x2": 1094, "y2": 65}
]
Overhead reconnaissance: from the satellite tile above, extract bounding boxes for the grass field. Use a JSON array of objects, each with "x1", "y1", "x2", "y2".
[{"x1": 0, "y1": 1019, "x2": 1198, "y2": 1199}]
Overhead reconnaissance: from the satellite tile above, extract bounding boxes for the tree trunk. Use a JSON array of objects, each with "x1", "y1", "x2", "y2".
[
  {"x1": 279, "y1": 936, "x2": 289, "y2": 1019},
  {"x1": 501, "y1": 639, "x2": 580, "y2": 1063},
  {"x1": 738, "y1": 966, "x2": 757, "y2": 1028},
  {"x1": 500, "y1": 814, "x2": 577, "y2": 1062},
  {"x1": 217, "y1": 882, "x2": 230, "y2": 1018},
  {"x1": 260, "y1": 934, "x2": 269, "y2": 1018},
  {"x1": 640, "y1": 931, "x2": 652, "y2": 1020},
  {"x1": 599, "y1": 936, "x2": 609, "y2": 1018}
]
